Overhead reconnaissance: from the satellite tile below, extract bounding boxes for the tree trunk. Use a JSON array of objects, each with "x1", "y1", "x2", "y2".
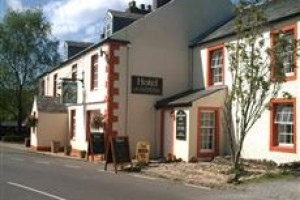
[{"x1": 17, "y1": 85, "x2": 23, "y2": 134}]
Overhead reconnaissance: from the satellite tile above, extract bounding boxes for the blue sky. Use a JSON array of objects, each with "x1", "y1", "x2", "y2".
[{"x1": 1, "y1": 0, "x2": 236, "y2": 50}]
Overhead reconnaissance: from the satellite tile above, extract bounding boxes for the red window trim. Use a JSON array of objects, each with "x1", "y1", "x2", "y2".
[
  {"x1": 197, "y1": 107, "x2": 220, "y2": 158},
  {"x1": 270, "y1": 98, "x2": 297, "y2": 153},
  {"x1": 270, "y1": 24, "x2": 298, "y2": 82},
  {"x1": 53, "y1": 74, "x2": 58, "y2": 97},
  {"x1": 206, "y1": 44, "x2": 225, "y2": 87},
  {"x1": 70, "y1": 110, "x2": 76, "y2": 139},
  {"x1": 90, "y1": 54, "x2": 99, "y2": 91}
]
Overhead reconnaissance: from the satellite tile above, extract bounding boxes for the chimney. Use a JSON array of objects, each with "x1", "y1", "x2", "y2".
[
  {"x1": 147, "y1": 5, "x2": 152, "y2": 12},
  {"x1": 153, "y1": 0, "x2": 171, "y2": 10},
  {"x1": 129, "y1": 0, "x2": 136, "y2": 8},
  {"x1": 140, "y1": 4, "x2": 145, "y2": 11}
]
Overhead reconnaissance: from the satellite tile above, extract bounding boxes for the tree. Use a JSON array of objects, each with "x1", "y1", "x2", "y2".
[
  {"x1": 223, "y1": 0, "x2": 298, "y2": 180},
  {"x1": 0, "y1": 8, "x2": 60, "y2": 132}
]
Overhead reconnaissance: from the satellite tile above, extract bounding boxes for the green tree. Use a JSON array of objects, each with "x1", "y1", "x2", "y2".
[
  {"x1": 224, "y1": 0, "x2": 297, "y2": 181},
  {"x1": 0, "y1": 8, "x2": 60, "y2": 132}
]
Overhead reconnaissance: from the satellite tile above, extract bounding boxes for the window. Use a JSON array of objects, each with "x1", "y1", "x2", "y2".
[
  {"x1": 53, "y1": 74, "x2": 58, "y2": 97},
  {"x1": 271, "y1": 25, "x2": 297, "y2": 81},
  {"x1": 70, "y1": 110, "x2": 76, "y2": 139},
  {"x1": 91, "y1": 55, "x2": 98, "y2": 90},
  {"x1": 207, "y1": 45, "x2": 224, "y2": 86},
  {"x1": 72, "y1": 64, "x2": 77, "y2": 81},
  {"x1": 197, "y1": 107, "x2": 220, "y2": 157},
  {"x1": 270, "y1": 98, "x2": 296, "y2": 153},
  {"x1": 200, "y1": 111, "x2": 215, "y2": 151}
]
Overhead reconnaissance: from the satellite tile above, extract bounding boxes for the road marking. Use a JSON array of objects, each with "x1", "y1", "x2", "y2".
[
  {"x1": 10, "y1": 157, "x2": 25, "y2": 162},
  {"x1": 184, "y1": 183, "x2": 211, "y2": 190},
  {"x1": 34, "y1": 161, "x2": 50, "y2": 165},
  {"x1": 132, "y1": 174, "x2": 157, "y2": 180},
  {"x1": 63, "y1": 165, "x2": 81, "y2": 169},
  {"x1": 7, "y1": 182, "x2": 67, "y2": 200}
]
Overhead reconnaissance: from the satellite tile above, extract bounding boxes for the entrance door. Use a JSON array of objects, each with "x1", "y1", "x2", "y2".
[{"x1": 197, "y1": 107, "x2": 220, "y2": 157}]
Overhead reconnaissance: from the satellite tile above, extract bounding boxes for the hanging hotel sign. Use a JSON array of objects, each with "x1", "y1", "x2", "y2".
[
  {"x1": 176, "y1": 110, "x2": 187, "y2": 141},
  {"x1": 61, "y1": 80, "x2": 78, "y2": 104},
  {"x1": 131, "y1": 76, "x2": 163, "y2": 95}
]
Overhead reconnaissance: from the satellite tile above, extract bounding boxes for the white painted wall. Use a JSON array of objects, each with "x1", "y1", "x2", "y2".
[
  {"x1": 195, "y1": 18, "x2": 300, "y2": 163},
  {"x1": 173, "y1": 108, "x2": 190, "y2": 162}
]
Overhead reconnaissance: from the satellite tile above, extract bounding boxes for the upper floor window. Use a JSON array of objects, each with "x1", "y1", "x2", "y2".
[
  {"x1": 91, "y1": 54, "x2": 98, "y2": 90},
  {"x1": 271, "y1": 25, "x2": 297, "y2": 81},
  {"x1": 53, "y1": 74, "x2": 58, "y2": 97},
  {"x1": 72, "y1": 64, "x2": 77, "y2": 81},
  {"x1": 207, "y1": 45, "x2": 224, "y2": 86},
  {"x1": 104, "y1": 13, "x2": 113, "y2": 38},
  {"x1": 270, "y1": 98, "x2": 296, "y2": 153}
]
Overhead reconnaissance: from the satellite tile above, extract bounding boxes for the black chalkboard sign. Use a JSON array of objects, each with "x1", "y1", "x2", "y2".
[
  {"x1": 113, "y1": 137, "x2": 131, "y2": 163},
  {"x1": 104, "y1": 136, "x2": 132, "y2": 173},
  {"x1": 176, "y1": 110, "x2": 187, "y2": 140},
  {"x1": 89, "y1": 132, "x2": 105, "y2": 154},
  {"x1": 88, "y1": 132, "x2": 105, "y2": 162}
]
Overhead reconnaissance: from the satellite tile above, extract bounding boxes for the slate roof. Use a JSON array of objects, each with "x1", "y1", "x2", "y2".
[
  {"x1": 65, "y1": 41, "x2": 94, "y2": 48},
  {"x1": 155, "y1": 86, "x2": 226, "y2": 109},
  {"x1": 109, "y1": 9, "x2": 145, "y2": 20},
  {"x1": 193, "y1": 0, "x2": 300, "y2": 46},
  {"x1": 37, "y1": 96, "x2": 67, "y2": 113}
]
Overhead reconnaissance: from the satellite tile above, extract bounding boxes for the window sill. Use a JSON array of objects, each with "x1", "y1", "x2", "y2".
[
  {"x1": 270, "y1": 145, "x2": 296, "y2": 153},
  {"x1": 285, "y1": 74, "x2": 297, "y2": 81}
]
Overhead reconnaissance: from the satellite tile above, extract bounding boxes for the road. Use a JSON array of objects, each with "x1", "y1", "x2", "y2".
[{"x1": 0, "y1": 144, "x2": 299, "y2": 200}]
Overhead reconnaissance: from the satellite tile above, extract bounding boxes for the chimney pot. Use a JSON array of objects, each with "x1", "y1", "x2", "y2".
[
  {"x1": 147, "y1": 5, "x2": 152, "y2": 11},
  {"x1": 129, "y1": 1, "x2": 136, "y2": 8},
  {"x1": 140, "y1": 4, "x2": 145, "y2": 10}
]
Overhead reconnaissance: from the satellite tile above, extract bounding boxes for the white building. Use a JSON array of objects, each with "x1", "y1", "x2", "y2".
[
  {"x1": 31, "y1": 0, "x2": 233, "y2": 158},
  {"x1": 157, "y1": 0, "x2": 300, "y2": 164}
]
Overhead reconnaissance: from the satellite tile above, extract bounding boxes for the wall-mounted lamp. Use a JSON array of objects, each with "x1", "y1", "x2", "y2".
[{"x1": 100, "y1": 48, "x2": 109, "y2": 62}]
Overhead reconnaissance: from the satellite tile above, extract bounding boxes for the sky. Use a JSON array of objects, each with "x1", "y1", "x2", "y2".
[
  {"x1": 1, "y1": 0, "x2": 152, "y2": 45},
  {"x1": 0, "y1": 0, "x2": 235, "y2": 52}
]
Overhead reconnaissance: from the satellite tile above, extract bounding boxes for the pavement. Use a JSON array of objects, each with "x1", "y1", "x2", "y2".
[{"x1": 1, "y1": 142, "x2": 300, "y2": 200}]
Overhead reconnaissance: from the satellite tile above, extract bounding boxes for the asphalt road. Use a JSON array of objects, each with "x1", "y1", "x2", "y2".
[{"x1": 0, "y1": 144, "x2": 300, "y2": 200}]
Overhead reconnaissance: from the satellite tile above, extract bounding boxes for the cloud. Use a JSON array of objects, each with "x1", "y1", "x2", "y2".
[
  {"x1": 6, "y1": 0, "x2": 24, "y2": 11},
  {"x1": 44, "y1": 0, "x2": 152, "y2": 42}
]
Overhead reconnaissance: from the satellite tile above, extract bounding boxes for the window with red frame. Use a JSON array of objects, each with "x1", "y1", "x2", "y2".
[
  {"x1": 208, "y1": 47, "x2": 224, "y2": 86},
  {"x1": 53, "y1": 74, "x2": 58, "y2": 97},
  {"x1": 91, "y1": 55, "x2": 99, "y2": 90},
  {"x1": 72, "y1": 64, "x2": 77, "y2": 81},
  {"x1": 271, "y1": 25, "x2": 297, "y2": 80},
  {"x1": 70, "y1": 110, "x2": 76, "y2": 139},
  {"x1": 270, "y1": 99, "x2": 296, "y2": 153}
]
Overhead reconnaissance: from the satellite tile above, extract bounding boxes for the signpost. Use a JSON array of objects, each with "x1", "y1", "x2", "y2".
[
  {"x1": 136, "y1": 141, "x2": 150, "y2": 164},
  {"x1": 88, "y1": 132, "x2": 105, "y2": 161},
  {"x1": 104, "y1": 136, "x2": 132, "y2": 173},
  {"x1": 131, "y1": 76, "x2": 163, "y2": 95},
  {"x1": 176, "y1": 110, "x2": 187, "y2": 140}
]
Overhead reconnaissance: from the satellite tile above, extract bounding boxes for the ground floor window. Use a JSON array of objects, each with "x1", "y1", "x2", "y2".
[
  {"x1": 197, "y1": 107, "x2": 220, "y2": 157},
  {"x1": 270, "y1": 98, "x2": 296, "y2": 153}
]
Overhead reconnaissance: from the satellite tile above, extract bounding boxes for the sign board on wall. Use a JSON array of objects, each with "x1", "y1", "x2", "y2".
[
  {"x1": 61, "y1": 81, "x2": 77, "y2": 104},
  {"x1": 176, "y1": 110, "x2": 187, "y2": 141},
  {"x1": 131, "y1": 76, "x2": 163, "y2": 95}
]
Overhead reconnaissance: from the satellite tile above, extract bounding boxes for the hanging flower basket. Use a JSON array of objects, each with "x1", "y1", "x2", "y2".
[
  {"x1": 91, "y1": 113, "x2": 105, "y2": 129},
  {"x1": 28, "y1": 115, "x2": 38, "y2": 127}
]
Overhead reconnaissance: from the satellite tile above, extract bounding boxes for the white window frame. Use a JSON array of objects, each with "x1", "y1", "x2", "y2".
[{"x1": 200, "y1": 111, "x2": 215, "y2": 152}]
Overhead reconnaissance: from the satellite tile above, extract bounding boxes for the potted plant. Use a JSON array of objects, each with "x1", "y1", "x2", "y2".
[
  {"x1": 90, "y1": 113, "x2": 105, "y2": 129},
  {"x1": 80, "y1": 150, "x2": 87, "y2": 159},
  {"x1": 27, "y1": 115, "x2": 38, "y2": 128}
]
